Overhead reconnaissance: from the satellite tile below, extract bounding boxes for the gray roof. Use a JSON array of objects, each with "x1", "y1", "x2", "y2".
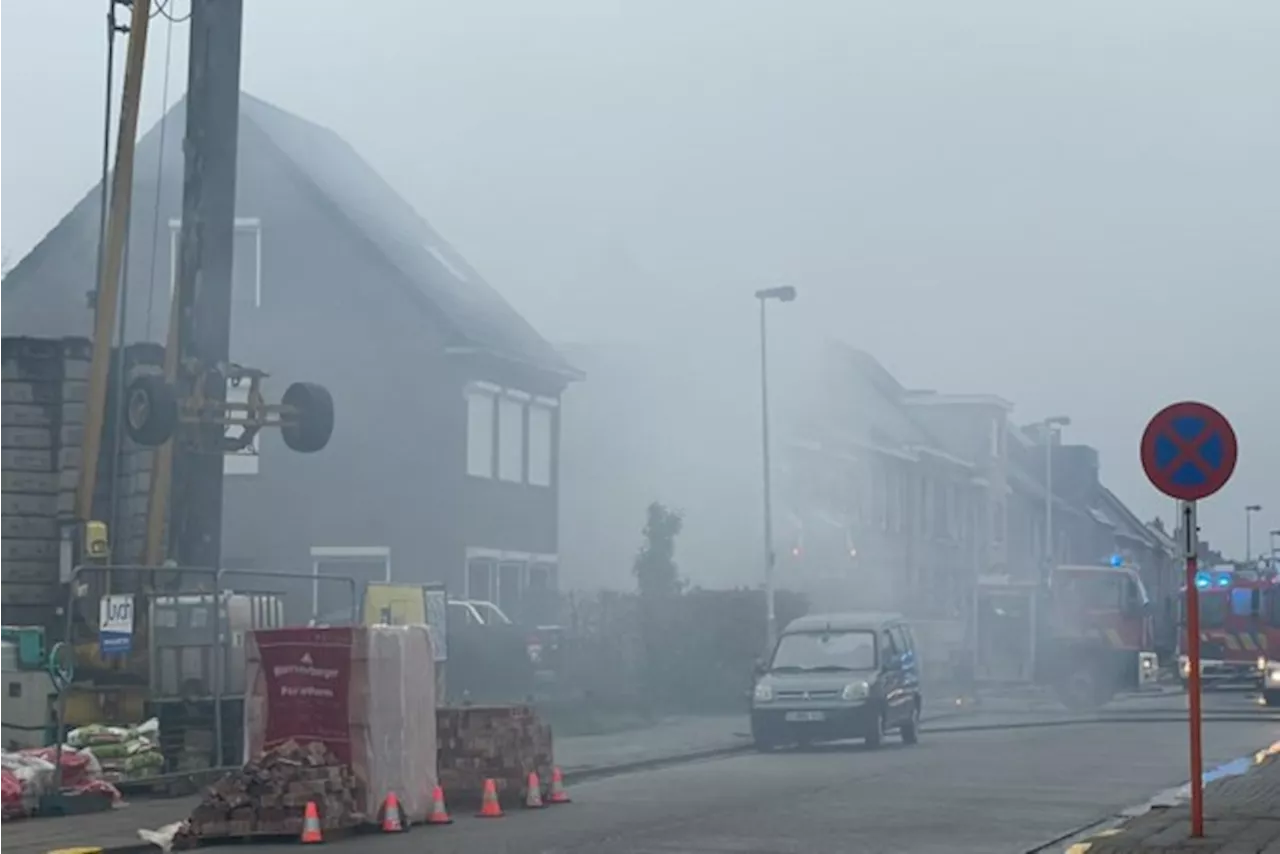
[
  {"x1": 816, "y1": 342, "x2": 945, "y2": 454},
  {"x1": 1098, "y1": 487, "x2": 1161, "y2": 550},
  {"x1": 3, "y1": 93, "x2": 576, "y2": 378}
]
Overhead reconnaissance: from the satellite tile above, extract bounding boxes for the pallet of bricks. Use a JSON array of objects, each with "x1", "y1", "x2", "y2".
[
  {"x1": 1, "y1": 336, "x2": 90, "y2": 632},
  {"x1": 176, "y1": 740, "x2": 365, "y2": 845},
  {"x1": 437, "y1": 705, "x2": 553, "y2": 807},
  {"x1": 174, "y1": 625, "x2": 437, "y2": 844}
]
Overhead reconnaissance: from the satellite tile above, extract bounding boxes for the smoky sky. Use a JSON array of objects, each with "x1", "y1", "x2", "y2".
[{"x1": 3, "y1": 0, "x2": 1277, "y2": 556}]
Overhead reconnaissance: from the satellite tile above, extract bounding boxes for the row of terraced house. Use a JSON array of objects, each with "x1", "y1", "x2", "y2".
[{"x1": 560, "y1": 340, "x2": 1182, "y2": 656}]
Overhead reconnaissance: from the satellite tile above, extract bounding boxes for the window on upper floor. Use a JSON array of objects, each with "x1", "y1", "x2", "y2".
[
  {"x1": 898, "y1": 472, "x2": 910, "y2": 532},
  {"x1": 528, "y1": 401, "x2": 555, "y2": 487},
  {"x1": 933, "y1": 481, "x2": 947, "y2": 537},
  {"x1": 169, "y1": 218, "x2": 263, "y2": 307},
  {"x1": 466, "y1": 387, "x2": 496, "y2": 478},
  {"x1": 885, "y1": 468, "x2": 900, "y2": 532},
  {"x1": 468, "y1": 387, "x2": 558, "y2": 486},
  {"x1": 497, "y1": 395, "x2": 525, "y2": 483},
  {"x1": 989, "y1": 419, "x2": 1002, "y2": 459},
  {"x1": 875, "y1": 464, "x2": 889, "y2": 530}
]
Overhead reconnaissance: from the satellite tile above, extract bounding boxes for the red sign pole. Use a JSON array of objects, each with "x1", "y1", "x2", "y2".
[{"x1": 1181, "y1": 500, "x2": 1204, "y2": 838}]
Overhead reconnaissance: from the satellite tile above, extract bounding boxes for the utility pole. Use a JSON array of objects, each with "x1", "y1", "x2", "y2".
[
  {"x1": 168, "y1": 0, "x2": 245, "y2": 569},
  {"x1": 1042, "y1": 415, "x2": 1070, "y2": 580},
  {"x1": 754, "y1": 285, "x2": 796, "y2": 653},
  {"x1": 1244, "y1": 504, "x2": 1262, "y2": 563}
]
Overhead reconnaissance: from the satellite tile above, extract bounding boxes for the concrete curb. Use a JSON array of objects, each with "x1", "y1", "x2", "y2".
[
  {"x1": 559, "y1": 710, "x2": 1276, "y2": 783},
  {"x1": 1023, "y1": 815, "x2": 1123, "y2": 854},
  {"x1": 1021, "y1": 741, "x2": 1280, "y2": 853},
  {"x1": 46, "y1": 713, "x2": 1279, "y2": 854}
]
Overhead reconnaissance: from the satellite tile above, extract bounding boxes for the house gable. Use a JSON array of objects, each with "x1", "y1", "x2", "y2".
[{"x1": 3, "y1": 93, "x2": 576, "y2": 384}]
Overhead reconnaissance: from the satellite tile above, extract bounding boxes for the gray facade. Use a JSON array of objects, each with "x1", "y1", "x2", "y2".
[{"x1": 2, "y1": 94, "x2": 577, "y2": 624}]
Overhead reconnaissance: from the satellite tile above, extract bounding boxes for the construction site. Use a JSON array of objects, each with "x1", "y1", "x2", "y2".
[{"x1": 1, "y1": 0, "x2": 562, "y2": 838}]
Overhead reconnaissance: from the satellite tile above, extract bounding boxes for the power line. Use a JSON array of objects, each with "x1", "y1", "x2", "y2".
[{"x1": 153, "y1": 0, "x2": 191, "y2": 24}]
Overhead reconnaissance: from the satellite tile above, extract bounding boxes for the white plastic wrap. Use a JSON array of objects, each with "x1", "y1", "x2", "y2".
[{"x1": 244, "y1": 625, "x2": 437, "y2": 823}]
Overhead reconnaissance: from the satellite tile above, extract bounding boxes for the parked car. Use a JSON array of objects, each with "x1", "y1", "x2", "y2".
[{"x1": 750, "y1": 612, "x2": 923, "y2": 751}]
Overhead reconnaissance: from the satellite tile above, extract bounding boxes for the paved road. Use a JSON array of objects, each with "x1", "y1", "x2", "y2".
[{"x1": 232, "y1": 701, "x2": 1278, "y2": 854}]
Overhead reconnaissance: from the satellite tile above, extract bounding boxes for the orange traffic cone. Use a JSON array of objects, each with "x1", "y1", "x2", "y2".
[
  {"x1": 425, "y1": 784, "x2": 453, "y2": 825},
  {"x1": 546, "y1": 767, "x2": 571, "y2": 804},
  {"x1": 301, "y1": 801, "x2": 323, "y2": 843},
  {"x1": 524, "y1": 771, "x2": 545, "y2": 809},
  {"x1": 476, "y1": 778, "x2": 504, "y2": 818},
  {"x1": 380, "y1": 791, "x2": 405, "y2": 833}
]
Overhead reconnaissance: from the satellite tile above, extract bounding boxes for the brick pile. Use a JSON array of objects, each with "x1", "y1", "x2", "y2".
[
  {"x1": 181, "y1": 740, "x2": 365, "y2": 841},
  {"x1": 436, "y1": 705, "x2": 553, "y2": 805}
]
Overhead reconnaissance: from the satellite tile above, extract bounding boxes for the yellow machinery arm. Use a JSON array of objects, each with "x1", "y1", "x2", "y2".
[{"x1": 76, "y1": 0, "x2": 155, "y2": 526}]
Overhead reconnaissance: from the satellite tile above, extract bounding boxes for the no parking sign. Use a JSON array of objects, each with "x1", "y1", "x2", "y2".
[{"x1": 1139, "y1": 400, "x2": 1238, "y2": 840}]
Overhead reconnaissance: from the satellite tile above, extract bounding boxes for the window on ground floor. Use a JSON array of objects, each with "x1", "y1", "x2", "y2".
[
  {"x1": 497, "y1": 396, "x2": 524, "y2": 483},
  {"x1": 310, "y1": 546, "x2": 391, "y2": 623},
  {"x1": 528, "y1": 402, "x2": 554, "y2": 487},
  {"x1": 464, "y1": 552, "x2": 558, "y2": 624},
  {"x1": 466, "y1": 389, "x2": 496, "y2": 478}
]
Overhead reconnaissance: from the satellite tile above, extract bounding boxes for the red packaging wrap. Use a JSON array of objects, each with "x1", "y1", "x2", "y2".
[
  {"x1": 244, "y1": 625, "x2": 437, "y2": 824},
  {"x1": 255, "y1": 627, "x2": 355, "y2": 763}
]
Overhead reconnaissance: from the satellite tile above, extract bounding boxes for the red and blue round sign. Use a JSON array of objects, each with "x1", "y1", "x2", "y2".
[{"x1": 1140, "y1": 401, "x2": 1237, "y2": 501}]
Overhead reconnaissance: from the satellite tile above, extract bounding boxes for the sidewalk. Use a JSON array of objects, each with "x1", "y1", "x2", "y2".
[
  {"x1": 0, "y1": 713, "x2": 753, "y2": 854},
  {"x1": 1069, "y1": 741, "x2": 1280, "y2": 853}
]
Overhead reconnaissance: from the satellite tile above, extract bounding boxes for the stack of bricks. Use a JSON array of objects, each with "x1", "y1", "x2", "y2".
[
  {"x1": 436, "y1": 705, "x2": 554, "y2": 806},
  {"x1": 1, "y1": 336, "x2": 91, "y2": 632},
  {"x1": 182, "y1": 740, "x2": 366, "y2": 840}
]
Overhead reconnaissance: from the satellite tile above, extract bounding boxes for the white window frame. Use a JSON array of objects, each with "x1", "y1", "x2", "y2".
[
  {"x1": 309, "y1": 546, "x2": 391, "y2": 619},
  {"x1": 497, "y1": 391, "x2": 528, "y2": 484},
  {"x1": 527, "y1": 396, "x2": 557, "y2": 488},
  {"x1": 465, "y1": 384, "x2": 498, "y2": 478},
  {"x1": 169, "y1": 217, "x2": 263, "y2": 307},
  {"x1": 223, "y1": 379, "x2": 259, "y2": 476},
  {"x1": 463, "y1": 547, "x2": 557, "y2": 603}
]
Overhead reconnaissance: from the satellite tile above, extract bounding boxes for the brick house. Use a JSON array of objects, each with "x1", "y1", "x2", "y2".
[
  {"x1": 1, "y1": 93, "x2": 579, "y2": 624},
  {"x1": 773, "y1": 343, "x2": 989, "y2": 619}
]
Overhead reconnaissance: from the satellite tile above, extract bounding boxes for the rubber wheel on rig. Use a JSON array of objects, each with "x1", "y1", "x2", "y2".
[
  {"x1": 123, "y1": 374, "x2": 178, "y2": 446},
  {"x1": 281, "y1": 381, "x2": 335, "y2": 453}
]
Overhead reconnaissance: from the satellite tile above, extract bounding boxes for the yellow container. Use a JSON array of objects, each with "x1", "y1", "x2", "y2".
[{"x1": 61, "y1": 685, "x2": 147, "y2": 727}]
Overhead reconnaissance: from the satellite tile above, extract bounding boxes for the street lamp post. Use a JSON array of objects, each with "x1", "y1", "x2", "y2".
[
  {"x1": 1042, "y1": 415, "x2": 1071, "y2": 578},
  {"x1": 1244, "y1": 504, "x2": 1262, "y2": 561},
  {"x1": 1270, "y1": 529, "x2": 1280, "y2": 566},
  {"x1": 755, "y1": 285, "x2": 796, "y2": 653}
]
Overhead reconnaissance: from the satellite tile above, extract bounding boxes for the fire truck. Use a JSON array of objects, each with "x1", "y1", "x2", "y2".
[
  {"x1": 1175, "y1": 566, "x2": 1274, "y2": 692},
  {"x1": 973, "y1": 559, "x2": 1159, "y2": 711},
  {"x1": 1263, "y1": 570, "x2": 1280, "y2": 707}
]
